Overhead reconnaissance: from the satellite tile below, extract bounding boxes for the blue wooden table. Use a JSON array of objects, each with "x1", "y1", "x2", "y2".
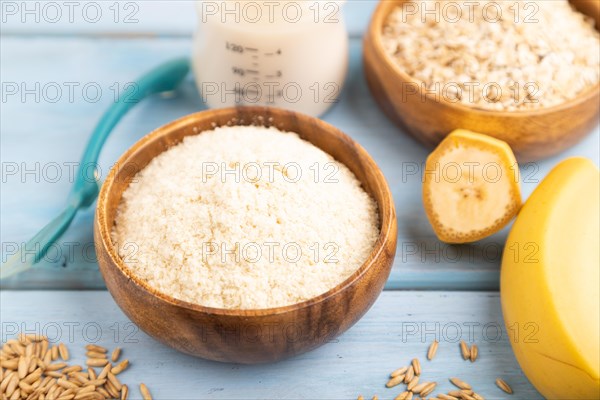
[{"x1": 1, "y1": 2, "x2": 598, "y2": 399}]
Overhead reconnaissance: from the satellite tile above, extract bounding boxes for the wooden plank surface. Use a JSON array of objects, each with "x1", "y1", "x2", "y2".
[
  {"x1": 1, "y1": 36, "x2": 599, "y2": 290},
  {"x1": 0, "y1": 0, "x2": 377, "y2": 37},
  {"x1": 0, "y1": 290, "x2": 543, "y2": 399}
]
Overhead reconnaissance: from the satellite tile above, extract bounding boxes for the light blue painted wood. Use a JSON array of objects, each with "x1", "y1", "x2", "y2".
[
  {"x1": 1, "y1": 36, "x2": 599, "y2": 290},
  {"x1": 0, "y1": 290, "x2": 543, "y2": 399},
  {"x1": 1, "y1": 58, "x2": 191, "y2": 280},
  {"x1": 0, "y1": 5, "x2": 591, "y2": 399},
  {"x1": 0, "y1": 0, "x2": 376, "y2": 38}
]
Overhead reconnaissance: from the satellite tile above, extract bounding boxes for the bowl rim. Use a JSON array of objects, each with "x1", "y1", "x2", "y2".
[
  {"x1": 367, "y1": 0, "x2": 600, "y2": 116},
  {"x1": 96, "y1": 106, "x2": 397, "y2": 317}
]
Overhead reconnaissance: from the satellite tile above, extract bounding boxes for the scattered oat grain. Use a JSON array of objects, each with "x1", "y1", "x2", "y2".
[
  {"x1": 404, "y1": 365, "x2": 414, "y2": 383},
  {"x1": 411, "y1": 358, "x2": 421, "y2": 375},
  {"x1": 111, "y1": 348, "x2": 121, "y2": 363},
  {"x1": 420, "y1": 382, "x2": 437, "y2": 397},
  {"x1": 58, "y1": 343, "x2": 70, "y2": 361},
  {"x1": 427, "y1": 340, "x2": 439, "y2": 361},
  {"x1": 470, "y1": 344, "x2": 478, "y2": 362},
  {"x1": 121, "y1": 384, "x2": 129, "y2": 400},
  {"x1": 450, "y1": 377, "x2": 472, "y2": 390},
  {"x1": 139, "y1": 383, "x2": 152, "y2": 400},
  {"x1": 85, "y1": 345, "x2": 107, "y2": 354},
  {"x1": 46, "y1": 362, "x2": 67, "y2": 371},
  {"x1": 63, "y1": 365, "x2": 83, "y2": 374},
  {"x1": 86, "y1": 352, "x2": 106, "y2": 360},
  {"x1": 407, "y1": 375, "x2": 420, "y2": 391},
  {"x1": 390, "y1": 366, "x2": 408, "y2": 378},
  {"x1": 395, "y1": 392, "x2": 410, "y2": 400},
  {"x1": 97, "y1": 364, "x2": 111, "y2": 380},
  {"x1": 107, "y1": 373, "x2": 122, "y2": 391},
  {"x1": 2, "y1": 333, "x2": 138, "y2": 400},
  {"x1": 386, "y1": 375, "x2": 404, "y2": 388},
  {"x1": 17, "y1": 357, "x2": 28, "y2": 379},
  {"x1": 111, "y1": 360, "x2": 129, "y2": 376},
  {"x1": 412, "y1": 380, "x2": 433, "y2": 394},
  {"x1": 86, "y1": 359, "x2": 108, "y2": 368},
  {"x1": 496, "y1": 378, "x2": 513, "y2": 394},
  {"x1": 437, "y1": 395, "x2": 458, "y2": 400},
  {"x1": 459, "y1": 341, "x2": 470, "y2": 360}
]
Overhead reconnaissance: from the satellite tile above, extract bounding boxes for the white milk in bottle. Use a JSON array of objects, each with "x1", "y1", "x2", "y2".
[{"x1": 193, "y1": 0, "x2": 348, "y2": 116}]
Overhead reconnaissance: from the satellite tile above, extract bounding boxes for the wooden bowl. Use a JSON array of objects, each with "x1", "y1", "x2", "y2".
[
  {"x1": 364, "y1": 0, "x2": 600, "y2": 162},
  {"x1": 94, "y1": 106, "x2": 397, "y2": 364}
]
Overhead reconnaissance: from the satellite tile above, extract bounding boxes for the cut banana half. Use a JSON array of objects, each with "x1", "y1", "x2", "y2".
[{"x1": 423, "y1": 129, "x2": 522, "y2": 243}]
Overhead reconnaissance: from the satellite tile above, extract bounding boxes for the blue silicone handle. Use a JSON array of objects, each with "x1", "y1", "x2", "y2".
[
  {"x1": 1, "y1": 58, "x2": 190, "y2": 280},
  {"x1": 70, "y1": 57, "x2": 191, "y2": 208}
]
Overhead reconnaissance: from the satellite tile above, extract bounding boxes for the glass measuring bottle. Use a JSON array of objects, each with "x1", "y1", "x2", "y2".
[{"x1": 193, "y1": 0, "x2": 348, "y2": 116}]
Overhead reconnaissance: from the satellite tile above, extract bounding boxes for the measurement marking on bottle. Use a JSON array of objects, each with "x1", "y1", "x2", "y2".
[
  {"x1": 232, "y1": 87, "x2": 284, "y2": 99},
  {"x1": 264, "y1": 49, "x2": 283, "y2": 56},
  {"x1": 244, "y1": 47, "x2": 258, "y2": 52},
  {"x1": 234, "y1": 88, "x2": 262, "y2": 95},
  {"x1": 252, "y1": 62, "x2": 259, "y2": 67},
  {"x1": 245, "y1": 69, "x2": 260, "y2": 75},
  {"x1": 252, "y1": 55, "x2": 258, "y2": 59},
  {"x1": 264, "y1": 71, "x2": 282, "y2": 79}
]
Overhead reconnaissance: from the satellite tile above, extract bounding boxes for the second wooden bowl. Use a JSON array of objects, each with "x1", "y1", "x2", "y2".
[
  {"x1": 94, "y1": 107, "x2": 397, "y2": 364},
  {"x1": 364, "y1": 0, "x2": 600, "y2": 162}
]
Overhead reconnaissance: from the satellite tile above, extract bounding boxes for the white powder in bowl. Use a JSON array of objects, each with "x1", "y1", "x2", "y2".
[{"x1": 111, "y1": 125, "x2": 380, "y2": 309}]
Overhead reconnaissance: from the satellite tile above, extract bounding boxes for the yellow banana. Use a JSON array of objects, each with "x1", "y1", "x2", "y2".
[
  {"x1": 501, "y1": 157, "x2": 600, "y2": 399},
  {"x1": 423, "y1": 129, "x2": 521, "y2": 243}
]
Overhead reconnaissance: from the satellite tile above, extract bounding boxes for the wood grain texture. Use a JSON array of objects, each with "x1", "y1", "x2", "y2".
[
  {"x1": 363, "y1": 0, "x2": 600, "y2": 162},
  {"x1": 0, "y1": 290, "x2": 543, "y2": 399},
  {"x1": 0, "y1": 0, "x2": 377, "y2": 38},
  {"x1": 94, "y1": 107, "x2": 397, "y2": 363},
  {"x1": 1, "y1": 36, "x2": 599, "y2": 290}
]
